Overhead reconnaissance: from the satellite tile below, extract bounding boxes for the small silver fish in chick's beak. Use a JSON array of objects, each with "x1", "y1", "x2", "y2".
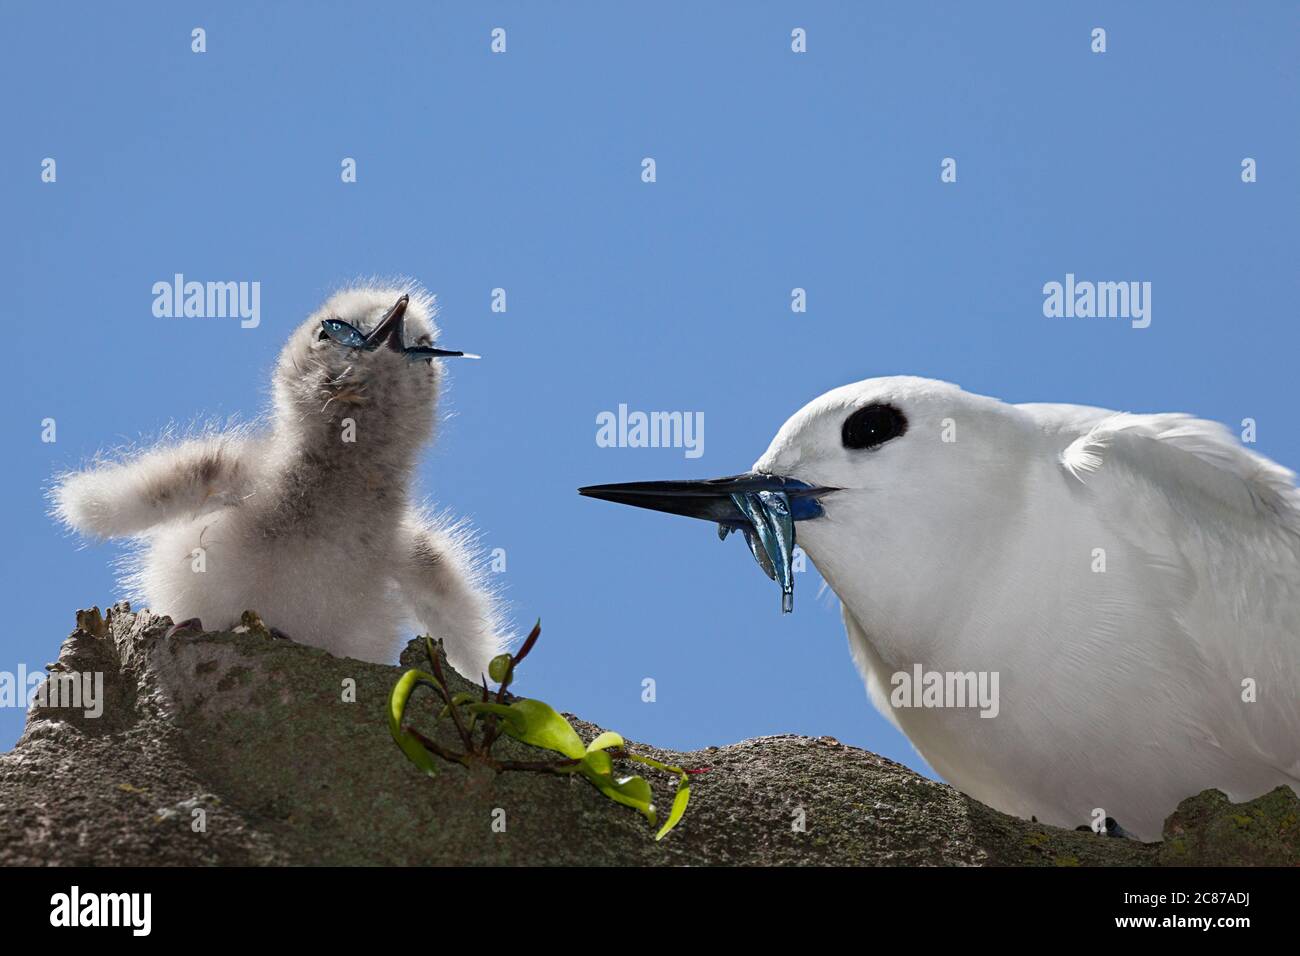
[
  {"x1": 320, "y1": 294, "x2": 481, "y2": 359},
  {"x1": 578, "y1": 473, "x2": 836, "y2": 612}
]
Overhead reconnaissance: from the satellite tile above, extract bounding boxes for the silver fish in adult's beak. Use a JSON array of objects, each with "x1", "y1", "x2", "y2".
[{"x1": 578, "y1": 473, "x2": 835, "y2": 612}]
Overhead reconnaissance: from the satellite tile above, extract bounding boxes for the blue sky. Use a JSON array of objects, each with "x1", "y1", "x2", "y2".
[{"x1": 1, "y1": 1, "x2": 1297, "y2": 776}]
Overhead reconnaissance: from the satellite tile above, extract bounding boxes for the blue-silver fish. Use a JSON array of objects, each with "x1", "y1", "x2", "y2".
[
  {"x1": 579, "y1": 473, "x2": 837, "y2": 613},
  {"x1": 719, "y1": 490, "x2": 797, "y2": 612},
  {"x1": 319, "y1": 317, "x2": 478, "y2": 360}
]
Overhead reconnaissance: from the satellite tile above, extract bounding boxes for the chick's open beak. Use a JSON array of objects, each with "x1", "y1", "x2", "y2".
[
  {"x1": 363, "y1": 294, "x2": 480, "y2": 359},
  {"x1": 365, "y1": 294, "x2": 410, "y2": 352}
]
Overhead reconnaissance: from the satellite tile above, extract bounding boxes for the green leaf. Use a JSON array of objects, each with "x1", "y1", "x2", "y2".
[
  {"x1": 581, "y1": 750, "x2": 613, "y2": 778},
  {"x1": 585, "y1": 771, "x2": 656, "y2": 825},
  {"x1": 655, "y1": 779, "x2": 691, "y2": 841},
  {"x1": 388, "y1": 669, "x2": 439, "y2": 777},
  {"x1": 586, "y1": 731, "x2": 625, "y2": 754},
  {"x1": 494, "y1": 698, "x2": 585, "y2": 760},
  {"x1": 463, "y1": 701, "x2": 525, "y2": 733}
]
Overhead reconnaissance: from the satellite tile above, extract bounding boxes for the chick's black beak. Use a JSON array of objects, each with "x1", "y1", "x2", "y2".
[
  {"x1": 578, "y1": 473, "x2": 835, "y2": 527},
  {"x1": 366, "y1": 294, "x2": 409, "y2": 352}
]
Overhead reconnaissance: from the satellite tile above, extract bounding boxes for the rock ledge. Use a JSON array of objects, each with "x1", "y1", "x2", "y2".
[{"x1": 1, "y1": 605, "x2": 1293, "y2": 866}]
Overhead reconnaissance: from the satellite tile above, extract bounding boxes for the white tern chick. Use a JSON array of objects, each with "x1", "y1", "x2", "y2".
[
  {"x1": 53, "y1": 283, "x2": 504, "y2": 678},
  {"x1": 582, "y1": 376, "x2": 1300, "y2": 840}
]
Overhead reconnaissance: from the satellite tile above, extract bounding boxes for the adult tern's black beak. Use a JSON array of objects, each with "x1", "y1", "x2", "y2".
[
  {"x1": 578, "y1": 473, "x2": 835, "y2": 528},
  {"x1": 366, "y1": 294, "x2": 409, "y2": 352}
]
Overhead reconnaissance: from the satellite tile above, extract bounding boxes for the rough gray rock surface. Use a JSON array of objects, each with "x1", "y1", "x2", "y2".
[{"x1": 0, "y1": 604, "x2": 1292, "y2": 866}]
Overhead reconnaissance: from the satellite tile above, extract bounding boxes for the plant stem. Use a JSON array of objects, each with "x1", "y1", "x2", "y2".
[
  {"x1": 427, "y1": 640, "x2": 475, "y2": 751},
  {"x1": 404, "y1": 725, "x2": 579, "y2": 776},
  {"x1": 404, "y1": 726, "x2": 468, "y2": 766},
  {"x1": 621, "y1": 751, "x2": 689, "y2": 779},
  {"x1": 481, "y1": 620, "x2": 542, "y2": 754}
]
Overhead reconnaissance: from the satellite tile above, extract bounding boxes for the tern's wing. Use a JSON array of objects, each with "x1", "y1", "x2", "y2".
[
  {"x1": 1058, "y1": 412, "x2": 1300, "y2": 527},
  {"x1": 51, "y1": 427, "x2": 258, "y2": 539},
  {"x1": 1055, "y1": 411, "x2": 1300, "y2": 784}
]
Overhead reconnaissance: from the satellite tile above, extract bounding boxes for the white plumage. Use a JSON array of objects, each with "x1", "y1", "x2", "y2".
[
  {"x1": 753, "y1": 376, "x2": 1299, "y2": 840},
  {"x1": 52, "y1": 282, "x2": 504, "y2": 679}
]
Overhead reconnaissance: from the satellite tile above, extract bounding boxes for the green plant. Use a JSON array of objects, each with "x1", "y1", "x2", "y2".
[{"x1": 389, "y1": 621, "x2": 697, "y2": 841}]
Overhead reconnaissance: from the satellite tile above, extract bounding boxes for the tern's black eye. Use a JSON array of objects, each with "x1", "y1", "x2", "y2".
[{"x1": 842, "y1": 403, "x2": 908, "y2": 450}]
